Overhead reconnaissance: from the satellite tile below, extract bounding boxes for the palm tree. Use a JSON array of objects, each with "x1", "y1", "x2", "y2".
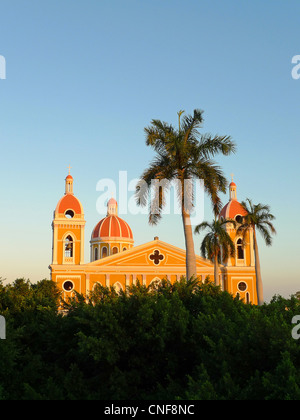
[
  {"x1": 136, "y1": 109, "x2": 236, "y2": 280},
  {"x1": 195, "y1": 219, "x2": 236, "y2": 286},
  {"x1": 237, "y1": 199, "x2": 276, "y2": 306}
]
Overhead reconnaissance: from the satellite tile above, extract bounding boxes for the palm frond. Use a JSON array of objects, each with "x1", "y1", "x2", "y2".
[{"x1": 198, "y1": 134, "x2": 236, "y2": 159}]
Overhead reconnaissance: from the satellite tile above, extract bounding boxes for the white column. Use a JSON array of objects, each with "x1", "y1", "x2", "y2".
[
  {"x1": 106, "y1": 274, "x2": 110, "y2": 288},
  {"x1": 80, "y1": 225, "x2": 85, "y2": 264},
  {"x1": 125, "y1": 274, "x2": 130, "y2": 287},
  {"x1": 52, "y1": 225, "x2": 58, "y2": 265}
]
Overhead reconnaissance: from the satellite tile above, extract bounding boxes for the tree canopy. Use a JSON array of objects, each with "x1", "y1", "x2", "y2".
[{"x1": 0, "y1": 277, "x2": 299, "y2": 400}]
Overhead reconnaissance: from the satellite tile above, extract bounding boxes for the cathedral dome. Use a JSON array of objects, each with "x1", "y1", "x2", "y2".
[
  {"x1": 220, "y1": 199, "x2": 247, "y2": 220},
  {"x1": 92, "y1": 215, "x2": 133, "y2": 241},
  {"x1": 91, "y1": 196, "x2": 134, "y2": 242},
  {"x1": 55, "y1": 194, "x2": 83, "y2": 215},
  {"x1": 220, "y1": 178, "x2": 247, "y2": 221},
  {"x1": 90, "y1": 198, "x2": 134, "y2": 261}
]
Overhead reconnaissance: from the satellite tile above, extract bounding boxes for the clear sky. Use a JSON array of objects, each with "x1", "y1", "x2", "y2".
[{"x1": 0, "y1": 0, "x2": 299, "y2": 302}]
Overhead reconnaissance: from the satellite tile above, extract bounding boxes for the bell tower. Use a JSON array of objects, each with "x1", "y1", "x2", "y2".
[
  {"x1": 219, "y1": 177, "x2": 257, "y2": 304},
  {"x1": 51, "y1": 169, "x2": 86, "y2": 267}
]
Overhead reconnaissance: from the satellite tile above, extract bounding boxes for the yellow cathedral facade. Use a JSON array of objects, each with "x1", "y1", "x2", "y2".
[{"x1": 49, "y1": 172, "x2": 258, "y2": 305}]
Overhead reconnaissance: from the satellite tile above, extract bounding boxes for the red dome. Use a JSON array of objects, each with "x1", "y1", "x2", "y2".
[
  {"x1": 55, "y1": 194, "x2": 83, "y2": 215},
  {"x1": 220, "y1": 200, "x2": 247, "y2": 220},
  {"x1": 92, "y1": 215, "x2": 133, "y2": 240}
]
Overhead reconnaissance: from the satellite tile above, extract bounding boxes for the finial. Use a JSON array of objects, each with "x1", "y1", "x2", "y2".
[
  {"x1": 230, "y1": 173, "x2": 234, "y2": 183},
  {"x1": 67, "y1": 165, "x2": 72, "y2": 176}
]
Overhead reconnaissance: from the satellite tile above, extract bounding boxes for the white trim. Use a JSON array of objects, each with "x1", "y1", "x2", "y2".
[
  {"x1": 150, "y1": 277, "x2": 162, "y2": 286},
  {"x1": 113, "y1": 281, "x2": 123, "y2": 293}
]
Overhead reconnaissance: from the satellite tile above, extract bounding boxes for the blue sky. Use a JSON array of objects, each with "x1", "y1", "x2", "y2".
[{"x1": 0, "y1": 0, "x2": 299, "y2": 301}]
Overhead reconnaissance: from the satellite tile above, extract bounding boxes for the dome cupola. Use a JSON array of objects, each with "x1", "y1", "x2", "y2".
[
  {"x1": 220, "y1": 177, "x2": 247, "y2": 222},
  {"x1": 90, "y1": 198, "x2": 134, "y2": 261}
]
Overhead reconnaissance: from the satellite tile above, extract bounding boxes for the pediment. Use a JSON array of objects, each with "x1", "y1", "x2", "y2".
[{"x1": 87, "y1": 239, "x2": 213, "y2": 269}]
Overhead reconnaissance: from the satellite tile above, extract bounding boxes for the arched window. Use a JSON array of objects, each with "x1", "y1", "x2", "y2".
[
  {"x1": 65, "y1": 236, "x2": 73, "y2": 258},
  {"x1": 94, "y1": 247, "x2": 98, "y2": 261},
  {"x1": 123, "y1": 247, "x2": 127, "y2": 252},
  {"x1": 113, "y1": 282, "x2": 123, "y2": 294},
  {"x1": 112, "y1": 247, "x2": 118, "y2": 255},
  {"x1": 237, "y1": 239, "x2": 244, "y2": 260},
  {"x1": 102, "y1": 247, "x2": 108, "y2": 258},
  {"x1": 150, "y1": 277, "x2": 162, "y2": 288}
]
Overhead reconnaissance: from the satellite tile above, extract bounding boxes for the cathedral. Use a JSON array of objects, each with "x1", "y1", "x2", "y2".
[{"x1": 50, "y1": 172, "x2": 258, "y2": 304}]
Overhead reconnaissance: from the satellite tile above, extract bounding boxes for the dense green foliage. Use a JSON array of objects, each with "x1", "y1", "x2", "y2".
[{"x1": 0, "y1": 277, "x2": 299, "y2": 400}]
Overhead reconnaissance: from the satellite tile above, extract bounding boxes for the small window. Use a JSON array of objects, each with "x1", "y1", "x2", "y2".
[
  {"x1": 235, "y1": 215, "x2": 243, "y2": 224},
  {"x1": 102, "y1": 247, "x2": 108, "y2": 258},
  {"x1": 123, "y1": 247, "x2": 127, "y2": 252},
  {"x1": 112, "y1": 247, "x2": 118, "y2": 255},
  {"x1": 63, "y1": 280, "x2": 74, "y2": 292},
  {"x1": 238, "y1": 281, "x2": 247, "y2": 292},
  {"x1": 246, "y1": 292, "x2": 250, "y2": 304},
  {"x1": 65, "y1": 236, "x2": 73, "y2": 258},
  {"x1": 237, "y1": 239, "x2": 244, "y2": 260},
  {"x1": 94, "y1": 247, "x2": 98, "y2": 261},
  {"x1": 65, "y1": 210, "x2": 74, "y2": 219}
]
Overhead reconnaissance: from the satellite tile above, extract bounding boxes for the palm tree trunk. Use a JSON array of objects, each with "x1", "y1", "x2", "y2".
[
  {"x1": 253, "y1": 228, "x2": 264, "y2": 306},
  {"x1": 214, "y1": 253, "x2": 220, "y2": 286},
  {"x1": 182, "y1": 207, "x2": 197, "y2": 280}
]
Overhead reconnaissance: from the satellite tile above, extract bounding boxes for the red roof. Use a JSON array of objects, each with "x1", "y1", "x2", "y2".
[
  {"x1": 92, "y1": 215, "x2": 133, "y2": 240},
  {"x1": 220, "y1": 200, "x2": 247, "y2": 219},
  {"x1": 55, "y1": 194, "x2": 83, "y2": 215}
]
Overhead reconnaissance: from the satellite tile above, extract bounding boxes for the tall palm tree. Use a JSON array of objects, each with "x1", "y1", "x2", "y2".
[
  {"x1": 195, "y1": 219, "x2": 236, "y2": 286},
  {"x1": 136, "y1": 109, "x2": 236, "y2": 280},
  {"x1": 237, "y1": 199, "x2": 276, "y2": 306}
]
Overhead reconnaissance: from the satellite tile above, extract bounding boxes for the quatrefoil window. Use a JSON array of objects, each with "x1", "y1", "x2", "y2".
[{"x1": 149, "y1": 250, "x2": 165, "y2": 265}]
